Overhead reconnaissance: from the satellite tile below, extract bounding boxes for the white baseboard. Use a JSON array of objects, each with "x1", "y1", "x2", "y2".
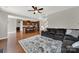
[
  {"x1": 0, "y1": 37, "x2": 8, "y2": 40},
  {"x1": 8, "y1": 31, "x2": 16, "y2": 34}
]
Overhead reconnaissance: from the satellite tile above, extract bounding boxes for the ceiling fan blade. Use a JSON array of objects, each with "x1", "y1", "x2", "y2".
[
  {"x1": 39, "y1": 8, "x2": 43, "y2": 10},
  {"x1": 38, "y1": 11, "x2": 42, "y2": 13},
  {"x1": 32, "y1": 6, "x2": 37, "y2": 10},
  {"x1": 28, "y1": 10, "x2": 34, "y2": 11},
  {"x1": 32, "y1": 6, "x2": 35, "y2": 9}
]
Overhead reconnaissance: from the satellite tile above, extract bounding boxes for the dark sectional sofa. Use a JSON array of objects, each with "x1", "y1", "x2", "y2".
[
  {"x1": 41, "y1": 28, "x2": 79, "y2": 53},
  {"x1": 41, "y1": 28, "x2": 66, "y2": 41},
  {"x1": 62, "y1": 35, "x2": 79, "y2": 53}
]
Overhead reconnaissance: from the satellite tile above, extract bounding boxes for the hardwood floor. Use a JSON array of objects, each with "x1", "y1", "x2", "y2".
[
  {"x1": 0, "y1": 39, "x2": 7, "y2": 53},
  {"x1": 0, "y1": 40, "x2": 5, "y2": 49},
  {"x1": 0, "y1": 31, "x2": 39, "y2": 53},
  {"x1": 17, "y1": 31, "x2": 40, "y2": 53},
  {"x1": 7, "y1": 33, "x2": 16, "y2": 53}
]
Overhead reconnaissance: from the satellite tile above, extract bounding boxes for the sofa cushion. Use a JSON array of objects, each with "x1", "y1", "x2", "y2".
[
  {"x1": 64, "y1": 35, "x2": 79, "y2": 42},
  {"x1": 72, "y1": 41, "x2": 79, "y2": 48},
  {"x1": 63, "y1": 40, "x2": 74, "y2": 46},
  {"x1": 66, "y1": 29, "x2": 79, "y2": 38}
]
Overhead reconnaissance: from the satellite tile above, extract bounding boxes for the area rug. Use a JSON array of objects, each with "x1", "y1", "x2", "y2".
[{"x1": 19, "y1": 35, "x2": 62, "y2": 53}]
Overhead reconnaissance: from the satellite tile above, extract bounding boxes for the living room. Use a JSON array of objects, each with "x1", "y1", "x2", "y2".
[{"x1": 0, "y1": 6, "x2": 79, "y2": 53}]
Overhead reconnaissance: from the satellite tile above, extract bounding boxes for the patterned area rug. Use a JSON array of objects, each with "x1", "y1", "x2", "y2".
[{"x1": 19, "y1": 35, "x2": 62, "y2": 53}]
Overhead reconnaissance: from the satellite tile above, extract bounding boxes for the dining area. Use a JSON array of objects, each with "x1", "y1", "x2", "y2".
[{"x1": 23, "y1": 20, "x2": 40, "y2": 33}]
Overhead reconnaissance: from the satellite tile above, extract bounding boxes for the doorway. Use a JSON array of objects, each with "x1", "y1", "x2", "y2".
[{"x1": 16, "y1": 20, "x2": 40, "y2": 52}]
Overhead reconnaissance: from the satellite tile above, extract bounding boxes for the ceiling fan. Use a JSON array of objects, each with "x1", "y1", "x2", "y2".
[{"x1": 28, "y1": 6, "x2": 43, "y2": 14}]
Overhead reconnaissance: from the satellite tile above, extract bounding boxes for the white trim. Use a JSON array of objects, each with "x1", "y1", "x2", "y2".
[
  {"x1": 18, "y1": 40, "x2": 27, "y2": 53},
  {"x1": 8, "y1": 31, "x2": 16, "y2": 34},
  {"x1": 0, "y1": 37, "x2": 8, "y2": 40}
]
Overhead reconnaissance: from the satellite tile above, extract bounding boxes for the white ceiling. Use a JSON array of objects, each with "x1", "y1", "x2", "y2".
[{"x1": 0, "y1": 6, "x2": 76, "y2": 19}]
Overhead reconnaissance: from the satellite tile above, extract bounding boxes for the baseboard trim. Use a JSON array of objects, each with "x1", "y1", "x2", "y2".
[
  {"x1": 8, "y1": 32, "x2": 16, "y2": 34},
  {"x1": 0, "y1": 37, "x2": 8, "y2": 40}
]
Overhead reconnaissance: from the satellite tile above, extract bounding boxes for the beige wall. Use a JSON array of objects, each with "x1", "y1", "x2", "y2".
[{"x1": 48, "y1": 7, "x2": 79, "y2": 29}]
